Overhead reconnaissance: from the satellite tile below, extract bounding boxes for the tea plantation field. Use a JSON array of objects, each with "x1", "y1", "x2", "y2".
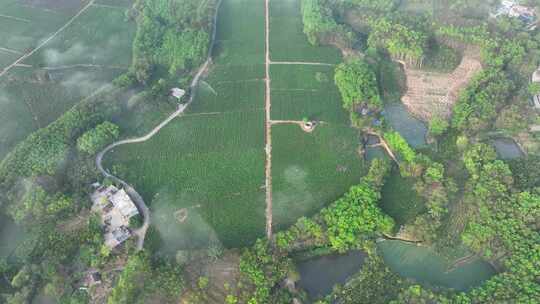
[
  {"x1": 0, "y1": 3, "x2": 135, "y2": 159},
  {"x1": 271, "y1": 124, "x2": 364, "y2": 229},
  {"x1": 269, "y1": 0, "x2": 341, "y2": 63},
  {"x1": 270, "y1": 64, "x2": 349, "y2": 123},
  {"x1": 105, "y1": 0, "x2": 267, "y2": 250},
  {"x1": 105, "y1": 0, "x2": 365, "y2": 250}
]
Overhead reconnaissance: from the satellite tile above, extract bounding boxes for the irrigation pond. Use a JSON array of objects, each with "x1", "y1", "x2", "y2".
[
  {"x1": 296, "y1": 250, "x2": 367, "y2": 300},
  {"x1": 378, "y1": 240, "x2": 496, "y2": 291}
]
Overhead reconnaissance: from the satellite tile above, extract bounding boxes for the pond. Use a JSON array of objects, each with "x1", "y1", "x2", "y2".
[
  {"x1": 297, "y1": 251, "x2": 367, "y2": 301},
  {"x1": 378, "y1": 240, "x2": 496, "y2": 291},
  {"x1": 0, "y1": 215, "x2": 27, "y2": 259},
  {"x1": 383, "y1": 103, "x2": 427, "y2": 148},
  {"x1": 380, "y1": 169, "x2": 425, "y2": 226},
  {"x1": 492, "y1": 138, "x2": 524, "y2": 160}
]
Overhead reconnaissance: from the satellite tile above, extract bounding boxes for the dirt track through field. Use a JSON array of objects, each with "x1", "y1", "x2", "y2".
[
  {"x1": 270, "y1": 61, "x2": 335, "y2": 66},
  {"x1": 264, "y1": 0, "x2": 273, "y2": 240},
  {"x1": 0, "y1": 0, "x2": 96, "y2": 78}
]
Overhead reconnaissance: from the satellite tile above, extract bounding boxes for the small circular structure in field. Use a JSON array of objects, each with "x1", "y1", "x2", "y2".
[
  {"x1": 301, "y1": 121, "x2": 316, "y2": 133},
  {"x1": 174, "y1": 209, "x2": 188, "y2": 223}
]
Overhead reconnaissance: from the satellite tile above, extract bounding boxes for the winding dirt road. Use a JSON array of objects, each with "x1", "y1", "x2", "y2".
[{"x1": 95, "y1": 0, "x2": 222, "y2": 251}]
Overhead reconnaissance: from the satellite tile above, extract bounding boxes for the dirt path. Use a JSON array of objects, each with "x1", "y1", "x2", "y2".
[
  {"x1": 270, "y1": 61, "x2": 335, "y2": 66},
  {"x1": 95, "y1": 0, "x2": 223, "y2": 251},
  {"x1": 41, "y1": 64, "x2": 128, "y2": 70},
  {"x1": 0, "y1": 14, "x2": 30, "y2": 23},
  {"x1": 264, "y1": 0, "x2": 273, "y2": 240},
  {"x1": 0, "y1": 0, "x2": 96, "y2": 77},
  {"x1": 0, "y1": 47, "x2": 22, "y2": 55}
]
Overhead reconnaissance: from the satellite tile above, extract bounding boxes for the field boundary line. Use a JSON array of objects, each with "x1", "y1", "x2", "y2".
[
  {"x1": 270, "y1": 61, "x2": 335, "y2": 66},
  {"x1": 183, "y1": 107, "x2": 265, "y2": 117},
  {"x1": 0, "y1": 14, "x2": 31, "y2": 23},
  {"x1": 42, "y1": 64, "x2": 128, "y2": 70},
  {"x1": 96, "y1": 0, "x2": 223, "y2": 251},
  {"x1": 0, "y1": 0, "x2": 96, "y2": 78},
  {"x1": 264, "y1": 0, "x2": 273, "y2": 240},
  {"x1": 91, "y1": 3, "x2": 128, "y2": 10},
  {"x1": 0, "y1": 47, "x2": 22, "y2": 55}
]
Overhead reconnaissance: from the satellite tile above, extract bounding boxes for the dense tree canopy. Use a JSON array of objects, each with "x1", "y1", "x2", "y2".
[
  {"x1": 132, "y1": 0, "x2": 216, "y2": 82},
  {"x1": 77, "y1": 121, "x2": 120, "y2": 155},
  {"x1": 335, "y1": 59, "x2": 382, "y2": 111}
]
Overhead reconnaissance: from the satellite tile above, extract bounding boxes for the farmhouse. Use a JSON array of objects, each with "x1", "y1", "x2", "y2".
[
  {"x1": 91, "y1": 185, "x2": 139, "y2": 249},
  {"x1": 170, "y1": 87, "x2": 186, "y2": 100}
]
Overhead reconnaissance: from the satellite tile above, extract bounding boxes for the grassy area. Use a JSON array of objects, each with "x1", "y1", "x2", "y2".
[
  {"x1": 272, "y1": 124, "x2": 365, "y2": 230},
  {"x1": 270, "y1": 64, "x2": 349, "y2": 124},
  {"x1": 269, "y1": 0, "x2": 342, "y2": 63}
]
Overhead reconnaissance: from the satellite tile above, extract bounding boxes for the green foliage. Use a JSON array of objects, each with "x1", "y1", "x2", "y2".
[
  {"x1": 428, "y1": 116, "x2": 449, "y2": 136},
  {"x1": 300, "y1": 0, "x2": 339, "y2": 45},
  {"x1": 132, "y1": 0, "x2": 216, "y2": 81},
  {"x1": 328, "y1": 253, "x2": 404, "y2": 303},
  {"x1": 344, "y1": 0, "x2": 398, "y2": 12},
  {"x1": 239, "y1": 239, "x2": 292, "y2": 303},
  {"x1": 77, "y1": 121, "x2": 120, "y2": 155},
  {"x1": 335, "y1": 59, "x2": 382, "y2": 111},
  {"x1": 108, "y1": 253, "x2": 185, "y2": 303},
  {"x1": 452, "y1": 68, "x2": 514, "y2": 134},
  {"x1": 383, "y1": 131, "x2": 416, "y2": 163},
  {"x1": 322, "y1": 182, "x2": 395, "y2": 252},
  {"x1": 367, "y1": 18, "x2": 428, "y2": 66},
  {"x1": 8, "y1": 184, "x2": 75, "y2": 226}
]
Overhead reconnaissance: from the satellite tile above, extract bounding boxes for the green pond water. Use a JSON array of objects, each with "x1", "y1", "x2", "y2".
[
  {"x1": 0, "y1": 215, "x2": 27, "y2": 259},
  {"x1": 297, "y1": 251, "x2": 367, "y2": 301},
  {"x1": 380, "y1": 169, "x2": 425, "y2": 226},
  {"x1": 383, "y1": 104, "x2": 427, "y2": 148},
  {"x1": 492, "y1": 138, "x2": 524, "y2": 160},
  {"x1": 378, "y1": 240, "x2": 496, "y2": 291}
]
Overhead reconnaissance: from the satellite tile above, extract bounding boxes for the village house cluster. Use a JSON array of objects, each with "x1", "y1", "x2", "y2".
[
  {"x1": 91, "y1": 184, "x2": 139, "y2": 249},
  {"x1": 492, "y1": 0, "x2": 537, "y2": 27}
]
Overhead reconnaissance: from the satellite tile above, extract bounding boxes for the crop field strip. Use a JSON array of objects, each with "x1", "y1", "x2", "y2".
[
  {"x1": 267, "y1": 0, "x2": 365, "y2": 230},
  {"x1": 105, "y1": 0, "x2": 268, "y2": 249},
  {"x1": 0, "y1": 1, "x2": 135, "y2": 159},
  {"x1": 268, "y1": 0, "x2": 341, "y2": 63}
]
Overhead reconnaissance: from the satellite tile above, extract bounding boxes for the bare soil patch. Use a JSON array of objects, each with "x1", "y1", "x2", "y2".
[{"x1": 400, "y1": 48, "x2": 482, "y2": 121}]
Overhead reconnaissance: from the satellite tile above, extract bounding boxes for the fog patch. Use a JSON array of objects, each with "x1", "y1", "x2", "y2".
[
  {"x1": 44, "y1": 43, "x2": 87, "y2": 66},
  {"x1": 150, "y1": 188, "x2": 219, "y2": 255},
  {"x1": 59, "y1": 70, "x2": 105, "y2": 95},
  {"x1": 273, "y1": 165, "x2": 314, "y2": 222}
]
